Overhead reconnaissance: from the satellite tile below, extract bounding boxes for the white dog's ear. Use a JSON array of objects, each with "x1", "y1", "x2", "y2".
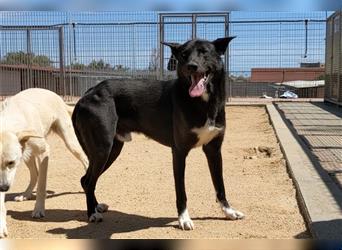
[{"x1": 16, "y1": 130, "x2": 43, "y2": 143}]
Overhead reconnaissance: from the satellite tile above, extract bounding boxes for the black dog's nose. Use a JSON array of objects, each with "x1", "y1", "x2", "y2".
[
  {"x1": 187, "y1": 62, "x2": 198, "y2": 72},
  {"x1": 0, "y1": 185, "x2": 9, "y2": 192}
]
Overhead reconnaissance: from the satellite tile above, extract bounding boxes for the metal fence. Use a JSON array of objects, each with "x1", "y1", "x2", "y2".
[
  {"x1": 0, "y1": 11, "x2": 330, "y2": 101},
  {"x1": 325, "y1": 11, "x2": 342, "y2": 105}
]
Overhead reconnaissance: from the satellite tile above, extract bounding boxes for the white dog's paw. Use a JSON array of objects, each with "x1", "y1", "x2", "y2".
[
  {"x1": 14, "y1": 194, "x2": 32, "y2": 202},
  {"x1": 178, "y1": 209, "x2": 194, "y2": 230},
  {"x1": 32, "y1": 208, "x2": 45, "y2": 218},
  {"x1": 96, "y1": 203, "x2": 109, "y2": 213},
  {"x1": 222, "y1": 207, "x2": 245, "y2": 220},
  {"x1": 0, "y1": 223, "x2": 8, "y2": 238},
  {"x1": 89, "y1": 211, "x2": 103, "y2": 223}
]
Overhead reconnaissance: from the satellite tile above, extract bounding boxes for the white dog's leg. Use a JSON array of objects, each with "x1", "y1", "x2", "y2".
[
  {"x1": 0, "y1": 192, "x2": 8, "y2": 238},
  {"x1": 55, "y1": 119, "x2": 89, "y2": 171},
  {"x1": 32, "y1": 149, "x2": 49, "y2": 219},
  {"x1": 15, "y1": 157, "x2": 38, "y2": 202}
]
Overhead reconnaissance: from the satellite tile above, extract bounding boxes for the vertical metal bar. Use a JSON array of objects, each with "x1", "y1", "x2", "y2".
[
  {"x1": 132, "y1": 25, "x2": 136, "y2": 76},
  {"x1": 0, "y1": 28, "x2": 2, "y2": 60},
  {"x1": 225, "y1": 12, "x2": 231, "y2": 102},
  {"x1": 330, "y1": 15, "x2": 335, "y2": 99},
  {"x1": 68, "y1": 23, "x2": 74, "y2": 101},
  {"x1": 72, "y1": 22, "x2": 77, "y2": 99},
  {"x1": 72, "y1": 23, "x2": 77, "y2": 62},
  {"x1": 325, "y1": 15, "x2": 331, "y2": 99},
  {"x1": 26, "y1": 29, "x2": 32, "y2": 89},
  {"x1": 159, "y1": 14, "x2": 164, "y2": 80},
  {"x1": 192, "y1": 14, "x2": 197, "y2": 39},
  {"x1": 279, "y1": 22, "x2": 282, "y2": 67},
  {"x1": 225, "y1": 13, "x2": 229, "y2": 73},
  {"x1": 304, "y1": 19, "x2": 308, "y2": 58},
  {"x1": 339, "y1": 12, "x2": 342, "y2": 102},
  {"x1": 59, "y1": 26, "x2": 65, "y2": 97}
]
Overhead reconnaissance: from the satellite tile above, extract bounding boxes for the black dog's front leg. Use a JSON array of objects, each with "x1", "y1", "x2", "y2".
[
  {"x1": 172, "y1": 147, "x2": 194, "y2": 230},
  {"x1": 202, "y1": 136, "x2": 245, "y2": 220}
]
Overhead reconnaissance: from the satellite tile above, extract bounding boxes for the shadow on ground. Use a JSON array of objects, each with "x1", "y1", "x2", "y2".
[
  {"x1": 8, "y1": 208, "x2": 235, "y2": 238},
  {"x1": 293, "y1": 231, "x2": 312, "y2": 239},
  {"x1": 5, "y1": 190, "x2": 84, "y2": 202},
  {"x1": 311, "y1": 219, "x2": 342, "y2": 239},
  {"x1": 8, "y1": 209, "x2": 176, "y2": 238}
]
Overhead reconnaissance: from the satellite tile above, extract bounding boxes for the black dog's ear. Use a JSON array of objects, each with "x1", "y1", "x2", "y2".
[
  {"x1": 161, "y1": 42, "x2": 181, "y2": 56},
  {"x1": 212, "y1": 36, "x2": 236, "y2": 55}
]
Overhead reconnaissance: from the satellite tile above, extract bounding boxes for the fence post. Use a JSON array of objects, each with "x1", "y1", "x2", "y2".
[
  {"x1": 339, "y1": 12, "x2": 342, "y2": 103},
  {"x1": 192, "y1": 14, "x2": 197, "y2": 39},
  {"x1": 304, "y1": 19, "x2": 308, "y2": 58},
  {"x1": 59, "y1": 26, "x2": 65, "y2": 97},
  {"x1": 26, "y1": 29, "x2": 32, "y2": 90},
  {"x1": 225, "y1": 13, "x2": 231, "y2": 102},
  {"x1": 159, "y1": 14, "x2": 164, "y2": 80}
]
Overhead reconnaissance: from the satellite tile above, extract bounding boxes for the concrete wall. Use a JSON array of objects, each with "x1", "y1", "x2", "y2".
[{"x1": 251, "y1": 68, "x2": 325, "y2": 83}]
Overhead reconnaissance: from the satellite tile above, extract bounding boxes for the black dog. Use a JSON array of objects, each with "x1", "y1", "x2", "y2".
[{"x1": 72, "y1": 37, "x2": 244, "y2": 230}]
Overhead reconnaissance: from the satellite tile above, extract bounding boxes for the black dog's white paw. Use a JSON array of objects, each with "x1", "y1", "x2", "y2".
[
  {"x1": 222, "y1": 207, "x2": 244, "y2": 220},
  {"x1": 96, "y1": 203, "x2": 109, "y2": 213},
  {"x1": 89, "y1": 211, "x2": 103, "y2": 223},
  {"x1": 178, "y1": 209, "x2": 194, "y2": 230}
]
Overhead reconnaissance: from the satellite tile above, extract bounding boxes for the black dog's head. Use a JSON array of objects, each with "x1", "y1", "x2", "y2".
[{"x1": 162, "y1": 37, "x2": 235, "y2": 98}]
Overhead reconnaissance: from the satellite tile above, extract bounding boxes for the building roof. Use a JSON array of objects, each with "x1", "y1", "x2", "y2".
[{"x1": 275, "y1": 80, "x2": 325, "y2": 88}]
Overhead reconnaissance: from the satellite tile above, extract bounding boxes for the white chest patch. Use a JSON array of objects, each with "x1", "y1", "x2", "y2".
[
  {"x1": 201, "y1": 92, "x2": 209, "y2": 102},
  {"x1": 191, "y1": 120, "x2": 223, "y2": 147}
]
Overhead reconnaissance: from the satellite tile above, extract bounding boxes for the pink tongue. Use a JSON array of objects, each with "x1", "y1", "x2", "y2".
[{"x1": 189, "y1": 77, "x2": 205, "y2": 97}]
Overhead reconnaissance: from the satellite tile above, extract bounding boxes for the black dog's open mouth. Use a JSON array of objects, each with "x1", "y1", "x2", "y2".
[{"x1": 189, "y1": 71, "x2": 211, "y2": 97}]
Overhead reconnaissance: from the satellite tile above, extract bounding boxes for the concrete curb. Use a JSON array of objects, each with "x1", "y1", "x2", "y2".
[{"x1": 266, "y1": 104, "x2": 342, "y2": 239}]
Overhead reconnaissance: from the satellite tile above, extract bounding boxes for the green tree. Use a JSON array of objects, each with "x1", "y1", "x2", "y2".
[
  {"x1": 32, "y1": 55, "x2": 51, "y2": 66},
  {"x1": 88, "y1": 59, "x2": 111, "y2": 70},
  {"x1": 71, "y1": 62, "x2": 86, "y2": 70},
  {"x1": 2, "y1": 51, "x2": 51, "y2": 66}
]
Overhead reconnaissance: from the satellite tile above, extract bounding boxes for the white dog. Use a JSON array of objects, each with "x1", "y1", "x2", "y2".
[{"x1": 0, "y1": 88, "x2": 88, "y2": 238}]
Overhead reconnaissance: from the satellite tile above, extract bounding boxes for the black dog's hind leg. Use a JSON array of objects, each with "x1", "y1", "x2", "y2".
[
  {"x1": 92, "y1": 138, "x2": 124, "y2": 214},
  {"x1": 101, "y1": 138, "x2": 124, "y2": 175},
  {"x1": 80, "y1": 140, "x2": 113, "y2": 222},
  {"x1": 172, "y1": 147, "x2": 194, "y2": 230},
  {"x1": 202, "y1": 136, "x2": 244, "y2": 220},
  {"x1": 77, "y1": 100, "x2": 121, "y2": 222},
  {"x1": 81, "y1": 136, "x2": 125, "y2": 221}
]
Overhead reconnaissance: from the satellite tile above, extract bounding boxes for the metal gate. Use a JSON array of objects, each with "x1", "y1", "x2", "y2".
[
  {"x1": 158, "y1": 12, "x2": 229, "y2": 80},
  {"x1": 0, "y1": 25, "x2": 65, "y2": 96}
]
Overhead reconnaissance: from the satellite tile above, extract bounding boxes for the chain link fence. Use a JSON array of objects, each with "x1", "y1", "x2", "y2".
[{"x1": 0, "y1": 11, "x2": 329, "y2": 102}]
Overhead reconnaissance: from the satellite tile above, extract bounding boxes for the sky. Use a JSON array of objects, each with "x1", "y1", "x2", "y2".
[
  {"x1": 0, "y1": 0, "x2": 341, "y2": 11},
  {"x1": 0, "y1": 11, "x2": 334, "y2": 76}
]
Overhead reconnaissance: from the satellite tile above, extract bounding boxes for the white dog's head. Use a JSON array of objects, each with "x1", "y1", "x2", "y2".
[{"x1": 0, "y1": 131, "x2": 39, "y2": 192}]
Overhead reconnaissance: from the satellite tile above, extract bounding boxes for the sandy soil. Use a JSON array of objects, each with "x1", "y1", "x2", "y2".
[{"x1": 5, "y1": 106, "x2": 310, "y2": 239}]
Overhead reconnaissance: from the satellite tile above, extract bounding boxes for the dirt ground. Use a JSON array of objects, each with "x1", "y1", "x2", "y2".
[{"x1": 5, "y1": 106, "x2": 310, "y2": 239}]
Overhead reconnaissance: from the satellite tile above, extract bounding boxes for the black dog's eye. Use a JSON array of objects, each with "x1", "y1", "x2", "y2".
[
  {"x1": 198, "y1": 48, "x2": 208, "y2": 54},
  {"x1": 180, "y1": 51, "x2": 188, "y2": 59}
]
